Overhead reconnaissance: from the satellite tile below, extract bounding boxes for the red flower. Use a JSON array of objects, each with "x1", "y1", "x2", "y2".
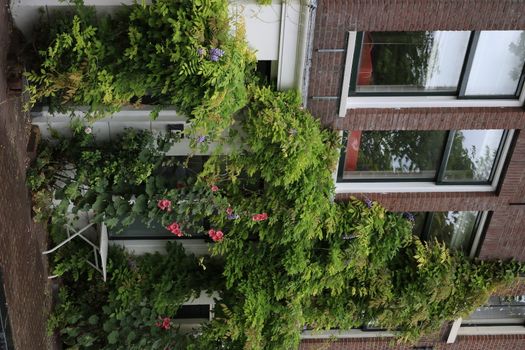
[
  {"x1": 156, "y1": 317, "x2": 171, "y2": 330},
  {"x1": 157, "y1": 199, "x2": 172, "y2": 212},
  {"x1": 211, "y1": 185, "x2": 219, "y2": 192},
  {"x1": 208, "y1": 229, "x2": 224, "y2": 242},
  {"x1": 252, "y1": 213, "x2": 268, "y2": 222},
  {"x1": 166, "y1": 222, "x2": 184, "y2": 237}
]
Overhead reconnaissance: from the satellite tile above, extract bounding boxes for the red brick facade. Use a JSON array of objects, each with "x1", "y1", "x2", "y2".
[
  {"x1": 304, "y1": 1, "x2": 525, "y2": 347},
  {"x1": 300, "y1": 335, "x2": 525, "y2": 350},
  {"x1": 307, "y1": 0, "x2": 525, "y2": 262}
]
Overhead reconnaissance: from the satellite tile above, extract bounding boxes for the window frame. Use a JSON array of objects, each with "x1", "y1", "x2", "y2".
[
  {"x1": 336, "y1": 130, "x2": 511, "y2": 186},
  {"x1": 340, "y1": 31, "x2": 525, "y2": 116},
  {"x1": 414, "y1": 211, "x2": 486, "y2": 255}
]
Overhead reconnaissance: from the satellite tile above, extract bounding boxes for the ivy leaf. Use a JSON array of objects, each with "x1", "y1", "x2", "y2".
[{"x1": 107, "y1": 330, "x2": 119, "y2": 344}]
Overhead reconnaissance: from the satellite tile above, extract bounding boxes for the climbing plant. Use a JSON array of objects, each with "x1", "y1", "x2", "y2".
[{"x1": 26, "y1": 0, "x2": 255, "y2": 144}]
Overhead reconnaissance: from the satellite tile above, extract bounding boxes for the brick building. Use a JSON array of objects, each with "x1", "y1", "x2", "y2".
[
  {"x1": 12, "y1": 0, "x2": 525, "y2": 348},
  {"x1": 302, "y1": 1, "x2": 525, "y2": 348}
]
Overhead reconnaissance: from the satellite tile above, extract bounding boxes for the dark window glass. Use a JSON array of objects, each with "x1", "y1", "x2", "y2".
[
  {"x1": 355, "y1": 31, "x2": 469, "y2": 94},
  {"x1": 411, "y1": 211, "x2": 481, "y2": 253},
  {"x1": 174, "y1": 305, "x2": 210, "y2": 320},
  {"x1": 442, "y1": 130, "x2": 504, "y2": 182},
  {"x1": 339, "y1": 130, "x2": 507, "y2": 184},
  {"x1": 341, "y1": 130, "x2": 447, "y2": 180}
]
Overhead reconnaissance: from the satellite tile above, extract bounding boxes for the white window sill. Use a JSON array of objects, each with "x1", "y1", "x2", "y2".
[
  {"x1": 335, "y1": 182, "x2": 495, "y2": 194},
  {"x1": 345, "y1": 96, "x2": 524, "y2": 110}
]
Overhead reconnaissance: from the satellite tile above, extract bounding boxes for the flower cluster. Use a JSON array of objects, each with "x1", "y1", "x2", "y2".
[
  {"x1": 402, "y1": 212, "x2": 415, "y2": 222},
  {"x1": 208, "y1": 229, "x2": 224, "y2": 242},
  {"x1": 157, "y1": 199, "x2": 172, "y2": 212},
  {"x1": 363, "y1": 197, "x2": 373, "y2": 208},
  {"x1": 211, "y1": 185, "x2": 219, "y2": 192},
  {"x1": 166, "y1": 222, "x2": 183, "y2": 237},
  {"x1": 155, "y1": 317, "x2": 171, "y2": 330},
  {"x1": 209, "y1": 47, "x2": 225, "y2": 62},
  {"x1": 196, "y1": 135, "x2": 207, "y2": 144},
  {"x1": 252, "y1": 213, "x2": 268, "y2": 222}
]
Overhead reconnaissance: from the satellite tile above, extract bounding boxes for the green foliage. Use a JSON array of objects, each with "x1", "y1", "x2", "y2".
[
  {"x1": 27, "y1": 10, "x2": 524, "y2": 349},
  {"x1": 48, "y1": 242, "x2": 224, "y2": 349},
  {"x1": 26, "y1": 0, "x2": 255, "y2": 142}
]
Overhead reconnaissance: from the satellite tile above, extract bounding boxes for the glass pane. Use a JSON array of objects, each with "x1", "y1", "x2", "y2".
[
  {"x1": 341, "y1": 130, "x2": 447, "y2": 180},
  {"x1": 465, "y1": 31, "x2": 525, "y2": 96},
  {"x1": 443, "y1": 130, "x2": 504, "y2": 182},
  {"x1": 355, "y1": 31, "x2": 470, "y2": 94},
  {"x1": 427, "y1": 211, "x2": 479, "y2": 252}
]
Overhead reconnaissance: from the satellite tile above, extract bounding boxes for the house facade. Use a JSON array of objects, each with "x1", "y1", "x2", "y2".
[
  {"x1": 304, "y1": 1, "x2": 525, "y2": 348},
  {"x1": 12, "y1": 0, "x2": 525, "y2": 348}
]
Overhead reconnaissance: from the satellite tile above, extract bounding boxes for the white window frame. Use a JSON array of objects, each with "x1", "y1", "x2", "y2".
[
  {"x1": 339, "y1": 32, "x2": 525, "y2": 117},
  {"x1": 334, "y1": 130, "x2": 514, "y2": 194}
]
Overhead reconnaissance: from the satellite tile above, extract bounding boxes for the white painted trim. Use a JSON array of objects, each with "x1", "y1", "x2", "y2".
[
  {"x1": 346, "y1": 96, "x2": 524, "y2": 109},
  {"x1": 338, "y1": 32, "x2": 357, "y2": 117},
  {"x1": 447, "y1": 318, "x2": 462, "y2": 343},
  {"x1": 457, "y1": 325, "x2": 525, "y2": 336},
  {"x1": 335, "y1": 182, "x2": 494, "y2": 194},
  {"x1": 300, "y1": 329, "x2": 394, "y2": 339}
]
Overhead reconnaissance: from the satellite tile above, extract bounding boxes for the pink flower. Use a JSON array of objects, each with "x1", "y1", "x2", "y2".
[
  {"x1": 226, "y1": 207, "x2": 233, "y2": 215},
  {"x1": 156, "y1": 317, "x2": 171, "y2": 330},
  {"x1": 252, "y1": 213, "x2": 268, "y2": 222},
  {"x1": 208, "y1": 229, "x2": 224, "y2": 242},
  {"x1": 211, "y1": 185, "x2": 219, "y2": 192},
  {"x1": 166, "y1": 222, "x2": 183, "y2": 237},
  {"x1": 157, "y1": 199, "x2": 172, "y2": 212}
]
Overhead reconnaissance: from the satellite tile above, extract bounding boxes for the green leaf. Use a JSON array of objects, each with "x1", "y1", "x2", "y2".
[{"x1": 107, "y1": 330, "x2": 119, "y2": 345}]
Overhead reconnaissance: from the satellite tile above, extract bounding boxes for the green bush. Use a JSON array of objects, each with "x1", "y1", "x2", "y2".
[{"x1": 26, "y1": 0, "x2": 255, "y2": 143}]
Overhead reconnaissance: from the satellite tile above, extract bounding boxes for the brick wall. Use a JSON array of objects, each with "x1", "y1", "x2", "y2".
[
  {"x1": 300, "y1": 335, "x2": 525, "y2": 350},
  {"x1": 307, "y1": 0, "x2": 525, "y2": 262}
]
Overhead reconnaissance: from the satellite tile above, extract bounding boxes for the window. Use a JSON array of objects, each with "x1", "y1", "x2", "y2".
[
  {"x1": 338, "y1": 129, "x2": 509, "y2": 185},
  {"x1": 351, "y1": 31, "x2": 525, "y2": 98},
  {"x1": 412, "y1": 211, "x2": 482, "y2": 253},
  {"x1": 341, "y1": 31, "x2": 525, "y2": 112},
  {"x1": 462, "y1": 295, "x2": 525, "y2": 326}
]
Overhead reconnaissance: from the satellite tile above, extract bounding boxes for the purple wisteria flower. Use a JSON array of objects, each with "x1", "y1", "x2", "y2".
[
  {"x1": 197, "y1": 135, "x2": 206, "y2": 144},
  {"x1": 227, "y1": 214, "x2": 240, "y2": 220},
  {"x1": 197, "y1": 48, "x2": 205, "y2": 56},
  {"x1": 363, "y1": 197, "x2": 373, "y2": 208},
  {"x1": 209, "y1": 48, "x2": 225, "y2": 62},
  {"x1": 402, "y1": 212, "x2": 415, "y2": 222}
]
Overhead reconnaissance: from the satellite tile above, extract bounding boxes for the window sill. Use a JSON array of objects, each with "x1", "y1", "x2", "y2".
[
  {"x1": 335, "y1": 182, "x2": 495, "y2": 194},
  {"x1": 345, "y1": 96, "x2": 524, "y2": 110}
]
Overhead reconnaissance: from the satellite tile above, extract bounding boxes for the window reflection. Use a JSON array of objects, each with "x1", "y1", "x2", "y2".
[
  {"x1": 356, "y1": 31, "x2": 470, "y2": 94},
  {"x1": 412, "y1": 211, "x2": 480, "y2": 253},
  {"x1": 343, "y1": 130, "x2": 447, "y2": 180},
  {"x1": 340, "y1": 130, "x2": 506, "y2": 184},
  {"x1": 465, "y1": 31, "x2": 525, "y2": 96},
  {"x1": 443, "y1": 130, "x2": 504, "y2": 182}
]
